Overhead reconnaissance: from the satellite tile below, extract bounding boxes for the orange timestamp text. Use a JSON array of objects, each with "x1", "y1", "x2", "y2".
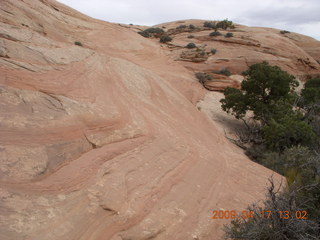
[{"x1": 212, "y1": 210, "x2": 308, "y2": 220}]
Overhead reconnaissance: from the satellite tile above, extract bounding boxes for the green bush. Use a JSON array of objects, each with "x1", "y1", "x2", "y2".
[
  {"x1": 176, "y1": 24, "x2": 187, "y2": 30},
  {"x1": 222, "y1": 62, "x2": 320, "y2": 240},
  {"x1": 301, "y1": 78, "x2": 320, "y2": 104},
  {"x1": 216, "y1": 19, "x2": 234, "y2": 29},
  {"x1": 263, "y1": 114, "x2": 316, "y2": 151},
  {"x1": 186, "y1": 42, "x2": 196, "y2": 49},
  {"x1": 225, "y1": 32, "x2": 233, "y2": 38},
  {"x1": 144, "y1": 27, "x2": 164, "y2": 34},
  {"x1": 211, "y1": 48, "x2": 217, "y2": 54},
  {"x1": 209, "y1": 31, "x2": 222, "y2": 37},
  {"x1": 138, "y1": 28, "x2": 164, "y2": 38},
  {"x1": 138, "y1": 31, "x2": 150, "y2": 38},
  {"x1": 160, "y1": 35, "x2": 172, "y2": 43},
  {"x1": 189, "y1": 24, "x2": 196, "y2": 29},
  {"x1": 216, "y1": 68, "x2": 231, "y2": 76},
  {"x1": 187, "y1": 35, "x2": 194, "y2": 39},
  {"x1": 74, "y1": 41, "x2": 83, "y2": 46},
  {"x1": 203, "y1": 21, "x2": 216, "y2": 28},
  {"x1": 280, "y1": 30, "x2": 290, "y2": 34},
  {"x1": 222, "y1": 61, "x2": 298, "y2": 123}
]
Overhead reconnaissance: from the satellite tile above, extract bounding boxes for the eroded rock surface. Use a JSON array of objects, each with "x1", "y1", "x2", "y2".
[
  {"x1": 0, "y1": 1, "x2": 294, "y2": 240},
  {"x1": 150, "y1": 20, "x2": 320, "y2": 90}
]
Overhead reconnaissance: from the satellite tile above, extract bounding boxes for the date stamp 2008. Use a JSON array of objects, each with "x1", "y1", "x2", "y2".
[{"x1": 212, "y1": 210, "x2": 308, "y2": 220}]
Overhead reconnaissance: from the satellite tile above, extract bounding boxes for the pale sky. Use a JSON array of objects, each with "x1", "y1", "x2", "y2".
[{"x1": 57, "y1": 0, "x2": 320, "y2": 40}]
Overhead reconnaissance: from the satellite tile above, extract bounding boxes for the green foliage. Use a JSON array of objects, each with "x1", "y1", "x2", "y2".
[
  {"x1": 225, "y1": 32, "x2": 234, "y2": 38},
  {"x1": 221, "y1": 87, "x2": 247, "y2": 119},
  {"x1": 186, "y1": 42, "x2": 196, "y2": 49},
  {"x1": 280, "y1": 30, "x2": 290, "y2": 34},
  {"x1": 74, "y1": 41, "x2": 82, "y2": 46},
  {"x1": 263, "y1": 114, "x2": 316, "y2": 151},
  {"x1": 216, "y1": 19, "x2": 234, "y2": 29},
  {"x1": 138, "y1": 31, "x2": 150, "y2": 38},
  {"x1": 203, "y1": 21, "x2": 216, "y2": 28},
  {"x1": 222, "y1": 63, "x2": 320, "y2": 240},
  {"x1": 217, "y1": 67, "x2": 231, "y2": 76},
  {"x1": 204, "y1": 19, "x2": 234, "y2": 30},
  {"x1": 138, "y1": 28, "x2": 164, "y2": 38},
  {"x1": 189, "y1": 24, "x2": 196, "y2": 29},
  {"x1": 176, "y1": 24, "x2": 187, "y2": 30},
  {"x1": 187, "y1": 35, "x2": 194, "y2": 39},
  {"x1": 159, "y1": 35, "x2": 172, "y2": 43},
  {"x1": 225, "y1": 61, "x2": 298, "y2": 122},
  {"x1": 210, "y1": 48, "x2": 217, "y2": 54},
  {"x1": 144, "y1": 27, "x2": 164, "y2": 34},
  {"x1": 209, "y1": 31, "x2": 222, "y2": 37},
  {"x1": 301, "y1": 78, "x2": 320, "y2": 104},
  {"x1": 195, "y1": 72, "x2": 212, "y2": 84}
]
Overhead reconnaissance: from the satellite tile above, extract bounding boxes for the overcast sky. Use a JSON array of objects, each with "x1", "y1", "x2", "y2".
[{"x1": 57, "y1": 0, "x2": 320, "y2": 40}]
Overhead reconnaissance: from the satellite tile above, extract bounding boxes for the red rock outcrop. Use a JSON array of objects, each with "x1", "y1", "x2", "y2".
[
  {"x1": 151, "y1": 20, "x2": 320, "y2": 91},
  {"x1": 0, "y1": 1, "x2": 294, "y2": 240}
]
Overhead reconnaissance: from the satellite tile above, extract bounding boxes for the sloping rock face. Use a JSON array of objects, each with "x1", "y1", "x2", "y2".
[
  {"x1": 150, "y1": 20, "x2": 320, "y2": 91},
  {"x1": 0, "y1": 1, "x2": 282, "y2": 240}
]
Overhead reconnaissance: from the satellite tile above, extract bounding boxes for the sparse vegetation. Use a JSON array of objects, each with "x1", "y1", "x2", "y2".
[
  {"x1": 209, "y1": 31, "x2": 222, "y2": 37},
  {"x1": 186, "y1": 42, "x2": 196, "y2": 49},
  {"x1": 74, "y1": 41, "x2": 83, "y2": 46},
  {"x1": 189, "y1": 24, "x2": 196, "y2": 30},
  {"x1": 195, "y1": 72, "x2": 212, "y2": 84},
  {"x1": 224, "y1": 176, "x2": 320, "y2": 240},
  {"x1": 221, "y1": 62, "x2": 320, "y2": 239},
  {"x1": 203, "y1": 21, "x2": 216, "y2": 29},
  {"x1": 176, "y1": 24, "x2": 187, "y2": 30},
  {"x1": 160, "y1": 35, "x2": 172, "y2": 43},
  {"x1": 138, "y1": 28, "x2": 164, "y2": 38},
  {"x1": 215, "y1": 67, "x2": 231, "y2": 76},
  {"x1": 216, "y1": 19, "x2": 234, "y2": 30},
  {"x1": 187, "y1": 35, "x2": 195, "y2": 39},
  {"x1": 211, "y1": 48, "x2": 217, "y2": 54},
  {"x1": 280, "y1": 30, "x2": 290, "y2": 34},
  {"x1": 225, "y1": 32, "x2": 234, "y2": 38},
  {"x1": 204, "y1": 19, "x2": 235, "y2": 30},
  {"x1": 138, "y1": 31, "x2": 150, "y2": 38}
]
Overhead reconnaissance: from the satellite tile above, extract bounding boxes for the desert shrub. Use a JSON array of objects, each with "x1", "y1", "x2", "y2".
[
  {"x1": 203, "y1": 21, "x2": 216, "y2": 28},
  {"x1": 225, "y1": 32, "x2": 234, "y2": 38},
  {"x1": 160, "y1": 35, "x2": 172, "y2": 43},
  {"x1": 263, "y1": 114, "x2": 316, "y2": 151},
  {"x1": 186, "y1": 42, "x2": 196, "y2": 49},
  {"x1": 187, "y1": 35, "x2": 194, "y2": 39},
  {"x1": 211, "y1": 48, "x2": 217, "y2": 54},
  {"x1": 195, "y1": 72, "x2": 212, "y2": 84},
  {"x1": 301, "y1": 78, "x2": 320, "y2": 105},
  {"x1": 176, "y1": 24, "x2": 187, "y2": 30},
  {"x1": 189, "y1": 24, "x2": 196, "y2": 29},
  {"x1": 144, "y1": 27, "x2": 164, "y2": 34},
  {"x1": 216, "y1": 19, "x2": 234, "y2": 29},
  {"x1": 222, "y1": 62, "x2": 320, "y2": 240},
  {"x1": 138, "y1": 31, "x2": 150, "y2": 38},
  {"x1": 280, "y1": 30, "x2": 290, "y2": 34},
  {"x1": 209, "y1": 31, "x2": 222, "y2": 37},
  {"x1": 74, "y1": 41, "x2": 83, "y2": 46},
  {"x1": 138, "y1": 28, "x2": 164, "y2": 38},
  {"x1": 224, "y1": 178, "x2": 320, "y2": 240},
  {"x1": 216, "y1": 67, "x2": 231, "y2": 76}
]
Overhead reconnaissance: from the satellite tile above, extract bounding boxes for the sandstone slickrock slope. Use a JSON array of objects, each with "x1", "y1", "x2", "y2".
[
  {"x1": 148, "y1": 20, "x2": 320, "y2": 91},
  {"x1": 0, "y1": 1, "x2": 297, "y2": 239}
]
